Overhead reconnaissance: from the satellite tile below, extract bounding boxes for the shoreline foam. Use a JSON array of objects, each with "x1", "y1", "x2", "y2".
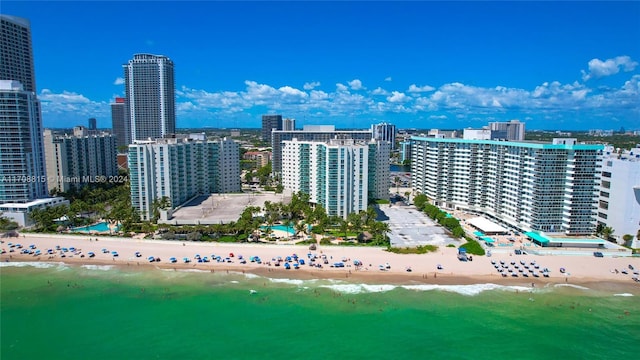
[{"x1": 2, "y1": 233, "x2": 639, "y2": 294}]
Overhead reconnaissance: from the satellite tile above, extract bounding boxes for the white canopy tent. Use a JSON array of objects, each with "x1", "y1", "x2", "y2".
[{"x1": 467, "y1": 217, "x2": 509, "y2": 234}]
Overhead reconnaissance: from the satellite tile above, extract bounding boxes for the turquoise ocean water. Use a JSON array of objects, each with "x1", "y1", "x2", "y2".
[{"x1": 2, "y1": 262, "x2": 639, "y2": 359}]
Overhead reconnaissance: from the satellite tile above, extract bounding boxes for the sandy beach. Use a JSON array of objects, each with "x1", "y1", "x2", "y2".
[{"x1": 2, "y1": 232, "x2": 639, "y2": 293}]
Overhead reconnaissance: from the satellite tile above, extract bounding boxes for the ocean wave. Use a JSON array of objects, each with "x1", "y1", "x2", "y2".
[
  {"x1": 319, "y1": 284, "x2": 397, "y2": 294},
  {"x1": 173, "y1": 269, "x2": 211, "y2": 274},
  {"x1": 403, "y1": 283, "x2": 534, "y2": 296},
  {"x1": 553, "y1": 284, "x2": 591, "y2": 291},
  {"x1": 268, "y1": 278, "x2": 306, "y2": 286},
  {"x1": 0, "y1": 261, "x2": 68, "y2": 269},
  {"x1": 613, "y1": 293, "x2": 634, "y2": 297},
  {"x1": 81, "y1": 264, "x2": 114, "y2": 271}
]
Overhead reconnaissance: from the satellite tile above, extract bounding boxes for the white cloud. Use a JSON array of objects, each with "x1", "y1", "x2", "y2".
[
  {"x1": 387, "y1": 91, "x2": 409, "y2": 103},
  {"x1": 348, "y1": 79, "x2": 364, "y2": 90},
  {"x1": 408, "y1": 84, "x2": 435, "y2": 93},
  {"x1": 371, "y1": 87, "x2": 389, "y2": 96},
  {"x1": 39, "y1": 89, "x2": 92, "y2": 104},
  {"x1": 581, "y1": 55, "x2": 638, "y2": 81},
  {"x1": 336, "y1": 83, "x2": 349, "y2": 92},
  {"x1": 113, "y1": 77, "x2": 124, "y2": 85},
  {"x1": 278, "y1": 86, "x2": 308, "y2": 99},
  {"x1": 429, "y1": 115, "x2": 447, "y2": 120},
  {"x1": 303, "y1": 81, "x2": 320, "y2": 90},
  {"x1": 384, "y1": 77, "x2": 392, "y2": 82},
  {"x1": 38, "y1": 89, "x2": 109, "y2": 126}
]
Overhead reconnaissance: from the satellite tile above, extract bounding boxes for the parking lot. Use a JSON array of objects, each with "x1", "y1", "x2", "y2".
[
  {"x1": 380, "y1": 202, "x2": 458, "y2": 248},
  {"x1": 164, "y1": 192, "x2": 292, "y2": 225}
]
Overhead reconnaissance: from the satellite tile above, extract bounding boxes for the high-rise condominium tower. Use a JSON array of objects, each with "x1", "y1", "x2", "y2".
[
  {"x1": 0, "y1": 15, "x2": 48, "y2": 203},
  {"x1": 111, "y1": 97, "x2": 128, "y2": 148},
  {"x1": 0, "y1": 15, "x2": 36, "y2": 92},
  {"x1": 262, "y1": 114, "x2": 282, "y2": 142},
  {"x1": 123, "y1": 54, "x2": 175, "y2": 142}
]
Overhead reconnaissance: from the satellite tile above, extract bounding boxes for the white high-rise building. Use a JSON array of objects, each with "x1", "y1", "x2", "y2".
[
  {"x1": 597, "y1": 145, "x2": 640, "y2": 245},
  {"x1": 0, "y1": 15, "x2": 48, "y2": 203},
  {"x1": 128, "y1": 137, "x2": 240, "y2": 220},
  {"x1": 282, "y1": 118, "x2": 295, "y2": 131},
  {"x1": 371, "y1": 122, "x2": 397, "y2": 149},
  {"x1": 411, "y1": 136, "x2": 603, "y2": 235},
  {"x1": 123, "y1": 54, "x2": 176, "y2": 142},
  {"x1": 271, "y1": 125, "x2": 373, "y2": 176},
  {"x1": 0, "y1": 80, "x2": 48, "y2": 203},
  {"x1": 43, "y1": 129, "x2": 118, "y2": 193},
  {"x1": 281, "y1": 138, "x2": 390, "y2": 219}
]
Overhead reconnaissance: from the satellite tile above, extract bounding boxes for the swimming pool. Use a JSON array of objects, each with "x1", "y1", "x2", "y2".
[
  {"x1": 71, "y1": 222, "x2": 119, "y2": 233},
  {"x1": 261, "y1": 225, "x2": 295, "y2": 234}
]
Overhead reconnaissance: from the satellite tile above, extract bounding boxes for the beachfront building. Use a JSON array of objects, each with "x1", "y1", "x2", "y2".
[
  {"x1": 597, "y1": 145, "x2": 640, "y2": 245},
  {"x1": 261, "y1": 114, "x2": 282, "y2": 142},
  {"x1": 371, "y1": 122, "x2": 397, "y2": 149},
  {"x1": 411, "y1": 137, "x2": 603, "y2": 235},
  {"x1": 123, "y1": 54, "x2": 176, "y2": 141},
  {"x1": 128, "y1": 137, "x2": 240, "y2": 220},
  {"x1": 281, "y1": 138, "x2": 390, "y2": 219},
  {"x1": 43, "y1": 128, "x2": 118, "y2": 193},
  {"x1": 0, "y1": 197, "x2": 69, "y2": 227},
  {"x1": 0, "y1": 15, "x2": 48, "y2": 204},
  {"x1": 271, "y1": 125, "x2": 373, "y2": 177},
  {"x1": 0, "y1": 80, "x2": 48, "y2": 203}
]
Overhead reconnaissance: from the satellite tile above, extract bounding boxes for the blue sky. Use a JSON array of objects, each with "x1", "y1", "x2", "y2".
[{"x1": 3, "y1": 1, "x2": 640, "y2": 130}]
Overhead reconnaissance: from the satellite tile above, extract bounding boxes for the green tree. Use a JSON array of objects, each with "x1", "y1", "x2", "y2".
[
  {"x1": 0, "y1": 212, "x2": 19, "y2": 231},
  {"x1": 151, "y1": 196, "x2": 171, "y2": 223},
  {"x1": 601, "y1": 226, "x2": 615, "y2": 242},
  {"x1": 622, "y1": 234, "x2": 633, "y2": 247},
  {"x1": 414, "y1": 194, "x2": 429, "y2": 209}
]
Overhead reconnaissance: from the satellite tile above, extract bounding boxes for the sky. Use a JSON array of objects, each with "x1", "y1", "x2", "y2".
[{"x1": 3, "y1": 1, "x2": 640, "y2": 131}]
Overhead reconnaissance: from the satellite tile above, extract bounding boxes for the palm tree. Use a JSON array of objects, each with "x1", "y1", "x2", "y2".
[
  {"x1": 394, "y1": 176, "x2": 401, "y2": 194},
  {"x1": 601, "y1": 226, "x2": 615, "y2": 242},
  {"x1": 294, "y1": 221, "x2": 306, "y2": 238}
]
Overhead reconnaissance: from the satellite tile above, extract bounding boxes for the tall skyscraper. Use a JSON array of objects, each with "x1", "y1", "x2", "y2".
[
  {"x1": 111, "y1": 97, "x2": 128, "y2": 148},
  {"x1": 0, "y1": 15, "x2": 48, "y2": 203},
  {"x1": 1, "y1": 15, "x2": 36, "y2": 92},
  {"x1": 0, "y1": 80, "x2": 48, "y2": 202},
  {"x1": 262, "y1": 114, "x2": 282, "y2": 142},
  {"x1": 88, "y1": 118, "x2": 97, "y2": 130},
  {"x1": 123, "y1": 54, "x2": 175, "y2": 142}
]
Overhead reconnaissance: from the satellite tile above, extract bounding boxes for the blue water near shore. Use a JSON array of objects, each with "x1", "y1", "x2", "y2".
[{"x1": 2, "y1": 262, "x2": 639, "y2": 359}]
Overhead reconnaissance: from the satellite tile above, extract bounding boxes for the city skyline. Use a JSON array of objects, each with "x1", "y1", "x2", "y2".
[{"x1": 2, "y1": 1, "x2": 639, "y2": 131}]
